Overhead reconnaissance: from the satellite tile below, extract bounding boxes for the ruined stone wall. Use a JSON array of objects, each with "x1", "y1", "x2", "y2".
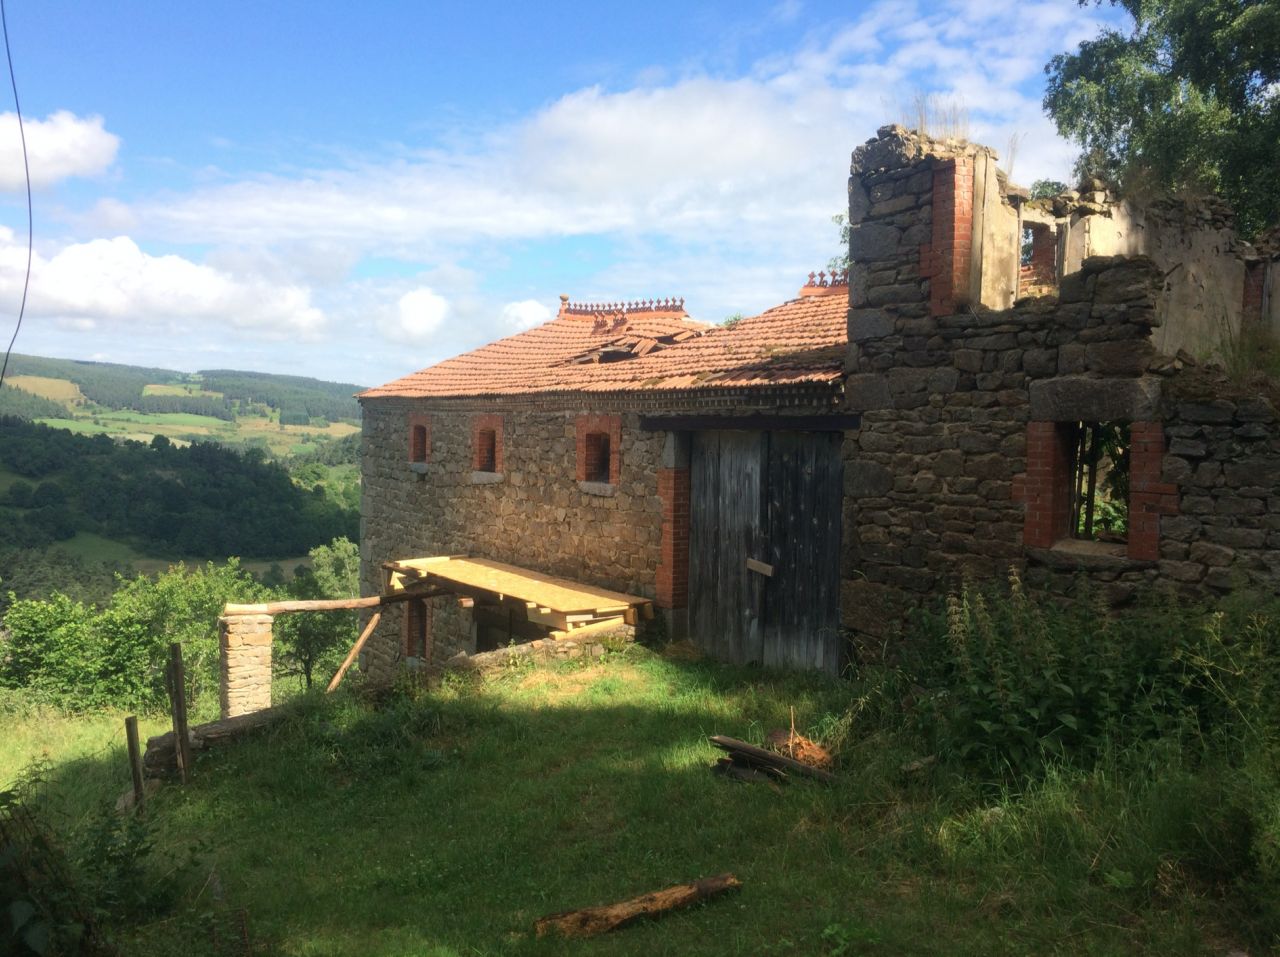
[
  {"x1": 841, "y1": 126, "x2": 1280, "y2": 645},
  {"x1": 1157, "y1": 384, "x2": 1280, "y2": 592}
]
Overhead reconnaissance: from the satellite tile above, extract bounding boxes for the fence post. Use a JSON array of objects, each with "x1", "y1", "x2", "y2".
[
  {"x1": 124, "y1": 715, "x2": 145, "y2": 807},
  {"x1": 166, "y1": 642, "x2": 194, "y2": 783}
]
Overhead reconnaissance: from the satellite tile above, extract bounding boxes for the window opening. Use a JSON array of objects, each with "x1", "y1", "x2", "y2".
[
  {"x1": 1019, "y1": 222, "x2": 1057, "y2": 292},
  {"x1": 405, "y1": 598, "x2": 430, "y2": 660},
  {"x1": 584, "y1": 432, "x2": 611, "y2": 483},
  {"x1": 1020, "y1": 226, "x2": 1035, "y2": 267},
  {"x1": 410, "y1": 424, "x2": 428, "y2": 462},
  {"x1": 1068, "y1": 421, "x2": 1129, "y2": 542},
  {"x1": 476, "y1": 429, "x2": 497, "y2": 473}
]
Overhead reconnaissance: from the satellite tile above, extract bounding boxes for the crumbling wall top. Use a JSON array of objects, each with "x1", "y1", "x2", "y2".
[{"x1": 850, "y1": 124, "x2": 998, "y2": 175}]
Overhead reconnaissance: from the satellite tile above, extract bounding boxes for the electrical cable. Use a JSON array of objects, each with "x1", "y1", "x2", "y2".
[{"x1": 0, "y1": 0, "x2": 32, "y2": 390}]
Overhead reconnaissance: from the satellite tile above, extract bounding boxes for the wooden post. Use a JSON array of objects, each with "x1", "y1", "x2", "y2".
[
  {"x1": 326, "y1": 610, "x2": 382, "y2": 693},
  {"x1": 124, "y1": 715, "x2": 145, "y2": 808},
  {"x1": 167, "y1": 642, "x2": 194, "y2": 783}
]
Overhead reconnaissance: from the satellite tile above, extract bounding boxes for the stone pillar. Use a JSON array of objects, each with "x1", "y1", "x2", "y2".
[{"x1": 219, "y1": 613, "x2": 273, "y2": 718}]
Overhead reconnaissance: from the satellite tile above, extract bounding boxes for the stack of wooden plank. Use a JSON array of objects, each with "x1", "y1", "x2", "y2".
[{"x1": 382, "y1": 556, "x2": 654, "y2": 639}]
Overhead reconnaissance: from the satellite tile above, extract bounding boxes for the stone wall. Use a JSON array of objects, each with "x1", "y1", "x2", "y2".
[
  {"x1": 841, "y1": 126, "x2": 1280, "y2": 645},
  {"x1": 1158, "y1": 380, "x2": 1280, "y2": 592},
  {"x1": 359, "y1": 401, "x2": 665, "y2": 680},
  {"x1": 358, "y1": 389, "x2": 840, "y2": 680}
]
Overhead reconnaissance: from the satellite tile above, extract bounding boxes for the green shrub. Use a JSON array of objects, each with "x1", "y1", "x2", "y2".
[
  {"x1": 903, "y1": 573, "x2": 1280, "y2": 780},
  {"x1": 0, "y1": 559, "x2": 269, "y2": 711}
]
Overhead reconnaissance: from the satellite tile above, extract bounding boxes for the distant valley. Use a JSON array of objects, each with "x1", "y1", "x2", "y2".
[{"x1": 0, "y1": 353, "x2": 366, "y2": 606}]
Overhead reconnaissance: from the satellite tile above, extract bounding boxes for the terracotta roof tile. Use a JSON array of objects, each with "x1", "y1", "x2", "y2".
[{"x1": 359, "y1": 281, "x2": 848, "y2": 400}]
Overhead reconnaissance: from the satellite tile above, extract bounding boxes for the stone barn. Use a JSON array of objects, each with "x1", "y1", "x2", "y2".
[
  {"x1": 357, "y1": 279, "x2": 857, "y2": 678},
  {"x1": 355, "y1": 124, "x2": 1280, "y2": 682}
]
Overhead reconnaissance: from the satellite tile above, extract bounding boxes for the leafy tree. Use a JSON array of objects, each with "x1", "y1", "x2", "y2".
[
  {"x1": 828, "y1": 213, "x2": 852, "y2": 273},
  {"x1": 275, "y1": 537, "x2": 361, "y2": 689},
  {"x1": 1030, "y1": 179, "x2": 1068, "y2": 200},
  {"x1": 0, "y1": 560, "x2": 268, "y2": 709},
  {"x1": 1045, "y1": 0, "x2": 1280, "y2": 235}
]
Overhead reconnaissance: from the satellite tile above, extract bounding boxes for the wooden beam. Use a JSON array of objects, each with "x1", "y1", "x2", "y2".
[
  {"x1": 326, "y1": 611, "x2": 382, "y2": 693},
  {"x1": 166, "y1": 644, "x2": 193, "y2": 784},
  {"x1": 125, "y1": 716, "x2": 145, "y2": 809},
  {"x1": 223, "y1": 591, "x2": 439, "y2": 617},
  {"x1": 639, "y1": 413, "x2": 860, "y2": 433},
  {"x1": 746, "y1": 558, "x2": 774, "y2": 577},
  {"x1": 709, "y1": 735, "x2": 835, "y2": 783},
  {"x1": 535, "y1": 873, "x2": 742, "y2": 938}
]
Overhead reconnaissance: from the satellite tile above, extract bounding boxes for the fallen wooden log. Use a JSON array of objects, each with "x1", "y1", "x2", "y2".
[
  {"x1": 709, "y1": 735, "x2": 836, "y2": 783},
  {"x1": 143, "y1": 705, "x2": 289, "y2": 777},
  {"x1": 711, "y1": 757, "x2": 785, "y2": 785},
  {"x1": 534, "y1": 873, "x2": 742, "y2": 938}
]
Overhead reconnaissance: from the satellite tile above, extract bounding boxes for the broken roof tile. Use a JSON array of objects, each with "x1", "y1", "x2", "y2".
[{"x1": 359, "y1": 281, "x2": 848, "y2": 399}]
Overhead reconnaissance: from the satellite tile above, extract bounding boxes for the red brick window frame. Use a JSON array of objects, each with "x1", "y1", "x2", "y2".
[
  {"x1": 472, "y1": 414, "x2": 504, "y2": 474},
  {"x1": 1017, "y1": 420, "x2": 1176, "y2": 562},
  {"x1": 575, "y1": 414, "x2": 622, "y2": 485},
  {"x1": 408, "y1": 414, "x2": 431, "y2": 463}
]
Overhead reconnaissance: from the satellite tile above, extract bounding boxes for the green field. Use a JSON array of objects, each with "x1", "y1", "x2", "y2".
[
  {"x1": 50, "y1": 531, "x2": 312, "y2": 579},
  {"x1": 32, "y1": 407, "x2": 359, "y2": 458},
  {"x1": 142, "y1": 383, "x2": 224, "y2": 398},
  {"x1": 6, "y1": 374, "x2": 83, "y2": 404},
  {"x1": 1, "y1": 647, "x2": 1254, "y2": 956}
]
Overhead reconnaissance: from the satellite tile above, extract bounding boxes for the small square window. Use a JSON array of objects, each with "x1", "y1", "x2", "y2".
[{"x1": 476, "y1": 429, "x2": 497, "y2": 473}]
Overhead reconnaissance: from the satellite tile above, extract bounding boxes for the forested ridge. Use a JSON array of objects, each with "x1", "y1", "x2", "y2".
[
  {"x1": 198, "y1": 370, "x2": 363, "y2": 424},
  {"x1": 1, "y1": 352, "x2": 364, "y2": 424},
  {"x1": 0, "y1": 417, "x2": 358, "y2": 561}
]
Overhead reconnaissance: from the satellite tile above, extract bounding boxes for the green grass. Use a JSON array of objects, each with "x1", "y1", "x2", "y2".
[
  {"x1": 0, "y1": 701, "x2": 169, "y2": 823},
  {"x1": 54, "y1": 531, "x2": 311, "y2": 579},
  {"x1": 5, "y1": 648, "x2": 1254, "y2": 956}
]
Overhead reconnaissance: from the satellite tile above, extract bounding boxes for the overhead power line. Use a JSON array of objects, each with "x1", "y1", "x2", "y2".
[{"x1": 0, "y1": 0, "x2": 32, "y2": 390}]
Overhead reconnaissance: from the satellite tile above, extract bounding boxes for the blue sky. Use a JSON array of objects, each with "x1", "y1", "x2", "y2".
[{"x1": 0, "y1": 0, "x2": 1122, "y2": 386}]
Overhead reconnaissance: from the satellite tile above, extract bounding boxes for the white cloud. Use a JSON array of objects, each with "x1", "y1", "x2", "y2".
[
  {"x1": 500, "y1": 299, "x2": 552, "y2": 332},
  {"x1": 0, "y1": 111, "x2": 119, "y2": 190},
  {"x1": 390, "y1": 287, "x2": 450, "y2": 342},
  {"x1": 110, "y1": 1, "x2": 1104, "y2": 263},
  {"x1": 0, "y1": 228, "x2": 324, "y2": 337}
]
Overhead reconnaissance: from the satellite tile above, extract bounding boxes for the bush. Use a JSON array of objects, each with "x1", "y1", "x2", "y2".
[
  {"x1": 1, "y1": 560, "x2": 269, "y2": 711},
  {"x1": 902, "y1": 573, "x2": 1280, "y2": 780}
]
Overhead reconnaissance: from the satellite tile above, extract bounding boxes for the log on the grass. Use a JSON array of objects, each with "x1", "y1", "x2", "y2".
[
  {"x1": 712, "y1": 757, "x2": 786, "y2": 785},
  {"x1": 709, "y1": 735, "x2": 836, "y2": 783},
  {"x1": 534, "y1": 873, "x2": 742, "y2": 939},
  {"x1": 142, "y1": 705, "x2": 289, "y2": 777}
]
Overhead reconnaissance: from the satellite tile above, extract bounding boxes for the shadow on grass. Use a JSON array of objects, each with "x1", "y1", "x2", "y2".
[{"x1": 27, "y1": 651, "x2": 1227, "y2": 957}]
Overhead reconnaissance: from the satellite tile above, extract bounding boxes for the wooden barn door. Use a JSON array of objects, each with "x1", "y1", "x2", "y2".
[{"x1": 688, "y1": 430, "x2": 843, "y2": 672}]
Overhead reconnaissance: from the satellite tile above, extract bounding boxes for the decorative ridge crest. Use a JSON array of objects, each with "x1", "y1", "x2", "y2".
[
  {"x1": 798, "y1": 269, "x2": 849, "y2": 297},
  {"x1": 558, "y1": 294, "x2": 687, "y2": 319}
]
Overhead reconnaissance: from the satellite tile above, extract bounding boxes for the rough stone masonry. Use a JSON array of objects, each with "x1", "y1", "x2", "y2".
[{"x1": 839, "y1": 125, "x2": 1279, "y2": 645}]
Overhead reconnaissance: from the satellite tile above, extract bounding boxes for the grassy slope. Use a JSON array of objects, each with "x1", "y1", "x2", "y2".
[
  {"x1": 5, "y1": 374, "x2": 84, "y2": 403},
  {"x1": 6, "y1": 649, "x2": 1225, "y2": 956}
]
